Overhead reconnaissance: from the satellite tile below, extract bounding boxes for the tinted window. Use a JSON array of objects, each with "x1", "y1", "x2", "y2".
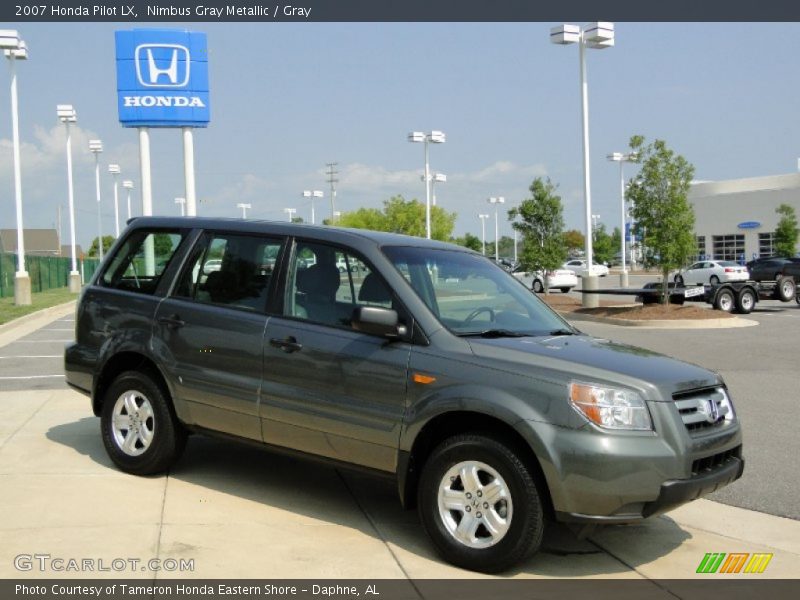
[
  {"x1": 101, "y1": 230, "x2": 185, "y2": 295},
  {"x1": 285, "y1": 241, "x2": 395, "y2": 328},
  {"x1": 175, "y1": 232, "x2": 283, "y2": 313}
]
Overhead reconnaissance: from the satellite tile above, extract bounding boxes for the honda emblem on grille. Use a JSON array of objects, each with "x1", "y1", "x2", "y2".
[{"x1": 706, "y1": 398, "x2": 720, "y2": 423}]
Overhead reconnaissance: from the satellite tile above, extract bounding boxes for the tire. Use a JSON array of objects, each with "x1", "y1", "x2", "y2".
[
  {"x1": 674, "y1": 275, "x2": 684, "y2": 286},
  {"x1": 417, "y1": 434, "x2": 545, "y2": 573},
  {"x1": 710, "y1": 275, "x2": 720, "y2": 285},
  {"x1": 735, "y1": 288, "x2": 756, "y2": 314},
  {"x1": 100, "y1": 370, "x2": 187, "y2": 476},
  {"x1": 560, "y1": 288, "x2": 571, "y2": 294},
  {"x1": 532, "y1": 279, "x2": 544, "y2": 294},
  {"x1": 774, "y1": 276, "x2": 796, "y2": 302},
  {"x1": 714, "y1": 289, "x2": 735, "y2": 313}
]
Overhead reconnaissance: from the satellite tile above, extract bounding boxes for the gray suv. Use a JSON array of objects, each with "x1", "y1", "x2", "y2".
[{"x1": 65, "y1": 217, "x2": 743, "y2": 572}]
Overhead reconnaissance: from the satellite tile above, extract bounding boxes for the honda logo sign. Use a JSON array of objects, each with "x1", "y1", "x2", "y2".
[{"x1": 115, "y1": 29, "x2": 210, "y2": 127}]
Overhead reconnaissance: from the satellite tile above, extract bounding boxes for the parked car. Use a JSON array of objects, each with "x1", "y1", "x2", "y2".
[
  {"x1": 674, "y1": 260, "x2": 749, "y2": 286},
  {"x1": 66, "y1": 217, "x2": 743, "y2": 573},
  {"x1": 745, "y1": 257, "x2": 792, "y2": 282},
  {"x1": 562, "y1": 259, "x2": 609, "y2": 277},
  {"x1": 513, "y1": 267, "x2": 578, "y2": 293}
]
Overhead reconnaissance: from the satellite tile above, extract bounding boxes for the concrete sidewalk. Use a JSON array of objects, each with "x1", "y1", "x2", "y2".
[{"x1": 0, "y1": 310, "x2": 797, "y2": 582}]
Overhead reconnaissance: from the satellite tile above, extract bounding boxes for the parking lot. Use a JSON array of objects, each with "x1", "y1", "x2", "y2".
[{"x1": 1, "y1": 298, "x2": 799, "y2": 581}]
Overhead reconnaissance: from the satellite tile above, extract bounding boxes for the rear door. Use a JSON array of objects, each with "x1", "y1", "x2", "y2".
[
  {"x1": 153, "y1": 231, "x2": 285, "y2": 441},
  {"x1": 260, "y1": 240, "x2": 410, "y2": 472}
]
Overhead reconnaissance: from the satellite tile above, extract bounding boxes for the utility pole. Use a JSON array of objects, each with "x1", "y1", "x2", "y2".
[{"x1": 326, "y1": 162, "x2": 339, "y2": 223}]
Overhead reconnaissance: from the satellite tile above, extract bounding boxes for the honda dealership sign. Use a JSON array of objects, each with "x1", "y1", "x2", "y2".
[{"x1": 115, "y1": 29, "x2": 210, "y2": 127}]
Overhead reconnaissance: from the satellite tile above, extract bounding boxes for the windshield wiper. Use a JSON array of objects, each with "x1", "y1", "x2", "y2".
[
  {"x1": 458, "y1": 329, "x2": 529, "y2": 338},
  {"x1": 546, "y1": 328, "x2": 577, "y2": 336}
]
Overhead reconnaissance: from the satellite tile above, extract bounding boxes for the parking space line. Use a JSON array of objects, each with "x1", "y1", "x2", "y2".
[
  {"x1": 0, "y1": 375, "x2": 64, "y2": 380},
  {"x1": 11, "y1": 340, "x2": 73, "y2": 343},
  {"x1": 0, "y1": 355, "x2": 61, "y2": 359},
  {"x1": 41, "y1": 328, "x2": 74, "y2": 331}
]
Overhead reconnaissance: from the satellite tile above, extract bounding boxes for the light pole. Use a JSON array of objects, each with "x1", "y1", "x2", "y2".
[
  {"x1": 283, "y1": 207, "x2": 296, "y2": 222},
  {"x1": 108, "y1": 164, "x2": 121, "y2": 237},
  {"x1": 237, "y1": 203, "x2": 251, "y2": 219},
  {"x1": 122, "y1": 180, "x2": 134, "y2": 220},
  {"x1": 591, "y1": 214, "x2": 601, "y2": 240},
  {"x1": 607, "y1": 151, "x2": 637, "y2": 287},
  {"x1": 511, "y1": 213, "x2": 519, "y2": 264},
  {"x1": 488, "y1": 197, "x2": 505, "y2": 261},
  {"x1": 302, "y1": 190, "x2": 323, "y2": 225},
  {"x1": 430, "y1": 172, "x2": 446, "y2": 207},
  {"x1": 551, "y1": 21, "x2": 614, "y2": 307},
  {"x1": 478, "y1": 214, "x2": 489, "y2": 256},
  {"x1": 88, "y1": 139, "x2": 104, "y2": 261},
  {"x1": 1, "y1": 30, "x2": 30, "y2": 305},
  {"x1": 57, "y1": 105, "x2": 80, "y2": 292},
  {"x1": 175, "y1": 197, "x2": 186, "y2": 216},
  {"x1": 333, "y1": 211, "x2": 341, "y2": 223},
  {"x1": 408, "y1": 130, "x2": 446, "y2": 239}
]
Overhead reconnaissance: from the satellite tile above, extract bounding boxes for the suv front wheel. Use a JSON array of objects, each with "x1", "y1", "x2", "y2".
[
  {"x1": 417, "y1": 434, "x2": 544, "y2": 573},
  {"x1": 100, "y1": 370, "x2": 186, "y2": 475}
]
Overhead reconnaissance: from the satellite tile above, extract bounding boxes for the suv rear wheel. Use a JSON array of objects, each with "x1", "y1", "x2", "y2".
[
  {"x1": 100, "y1": 370, "x2": 186, "y2": 475},
  {"x1": 417, "y1": 434, "x2": 544, "y2": 573}
]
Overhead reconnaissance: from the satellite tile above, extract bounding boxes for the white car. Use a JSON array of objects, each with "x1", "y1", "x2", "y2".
[
  {"x1": 562, "y1": 259, "x2": 609, "y2": 278},
  {"x1": 674, "y1": 260, "x2": 749, "y2": 285},
  {"x1": 513, "y1": 268, "x2": 578, "y2": 293}
]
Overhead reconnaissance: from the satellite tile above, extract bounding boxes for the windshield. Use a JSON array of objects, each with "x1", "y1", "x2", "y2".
[
  {"x1": 383, "y1": 246, "x2": 572, "y2": 336},
  {"x1": 719, "y1": 261, "x2": 740, "y2": 267}
]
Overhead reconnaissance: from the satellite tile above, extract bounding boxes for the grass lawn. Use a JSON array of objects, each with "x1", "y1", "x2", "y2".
[{"x1": 0, "y1": 287, "x2": 77, "y2": 325}]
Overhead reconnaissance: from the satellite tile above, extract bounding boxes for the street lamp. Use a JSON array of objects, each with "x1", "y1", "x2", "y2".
[
  {"x1": 430, "y1": 172, "x2": 446, "y2": 207},
  {"x1": 283, "y1": 207, "x2": 296, "y2": 222},
  {"x1": 551, "y1": 21, "x2": 614, "y2": 306},
  {"x1": 591, "y1": 214, "x2": 601, "y2": 240},
  {"x1": 607, "y1": 151, "x2": 637, "y2": 287},
  {"x1": 237, "y1": 203, "x2": 251, "y2": 219},
  {"x1": 57, "y1": 104, "x2": 80, "y2": 293},
  {"x1": 488, "y1": 197, "x2": 505, "y2": 261},
  {"x1": 108, "y1": 164, "x2": 121, "y2": 237},
  {"x1": 302, "y1": 190, "x2": 323, "y2": 225},
  {"x1": 88, "y1": 139, "x2": 104, "y2": 261},
  {"x1": 408, "y1": 130, "x2": 446, "y2": 239},
  {"x1": 1, "y1": 30, "x2": 30, "y2": 305},
  {"x1": 478, "y1": 214, "x2": 489, "y2": 256},
  {"x1": 122, "y1": 180, "x2": 134, "y2": 220},
  {"x1": 175, "y1": 197, "x2": 186, "y2": 216}
]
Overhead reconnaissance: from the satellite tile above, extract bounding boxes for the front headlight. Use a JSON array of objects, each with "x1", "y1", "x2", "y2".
[{"x1": 569, "y1": 381, "x2": 653, "y2": 431}]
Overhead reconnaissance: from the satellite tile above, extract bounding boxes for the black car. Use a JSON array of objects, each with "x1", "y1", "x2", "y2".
[{"x1": 745, "y1": 257, "x2": 792, "y2": 281}]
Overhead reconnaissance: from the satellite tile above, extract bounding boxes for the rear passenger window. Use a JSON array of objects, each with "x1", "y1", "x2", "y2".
[
  {"x1": 101, "y1": 230, "x2": 185, "y2": 295},
  {"x1": 174, "y1": 233, "x2": 283, "y2": 313}
]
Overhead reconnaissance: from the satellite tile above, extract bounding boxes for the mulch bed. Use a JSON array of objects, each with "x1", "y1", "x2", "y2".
[{"x1": 539, "y1": 294, "x2": 733, "y2": 320}]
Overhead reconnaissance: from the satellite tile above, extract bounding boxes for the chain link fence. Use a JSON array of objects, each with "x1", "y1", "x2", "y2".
[{"x1": 0, "y1": 253, "x2": 101, "y2": 298}]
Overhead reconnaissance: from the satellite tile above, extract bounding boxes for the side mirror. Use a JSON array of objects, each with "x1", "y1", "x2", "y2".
[{"x1": 351, "y1": 306, "x2": 407, "y2": 339}]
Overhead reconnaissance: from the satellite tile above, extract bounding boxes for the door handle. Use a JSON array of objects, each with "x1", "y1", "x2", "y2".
[
  {"x1": 157, "y1": 314, "x2": 185, "y2": 329},
  {"x1": 269, "y1": 336, "x2": 303, "y2": 353}
]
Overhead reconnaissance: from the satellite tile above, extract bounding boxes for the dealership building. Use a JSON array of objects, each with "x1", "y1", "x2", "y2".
[{"x1": 689, "y1": 172, "x2": 800, "y2": 262}]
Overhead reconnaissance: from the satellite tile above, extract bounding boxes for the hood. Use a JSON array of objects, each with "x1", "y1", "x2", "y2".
[{"x1": 467, "y1": 334, "x2": 720, "y2": 398}]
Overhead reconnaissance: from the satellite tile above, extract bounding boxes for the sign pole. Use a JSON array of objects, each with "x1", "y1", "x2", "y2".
[
  {"x1": 138, "y1": 126, "x2": 155, "y2": 275},
  {"x1": 183, "y1": 126, "x2": 197, "y2": 216}
]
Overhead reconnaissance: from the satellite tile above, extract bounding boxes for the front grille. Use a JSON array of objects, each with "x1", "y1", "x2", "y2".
[
  {"x1": 691, "y1": 445, "x2": 742, "y2": 476},
  {"x1": 673, "y1": 387, "x2": 734, "y2": 432}
]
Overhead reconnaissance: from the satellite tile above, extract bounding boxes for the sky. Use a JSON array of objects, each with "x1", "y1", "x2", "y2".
[{"x1": 1, "y1": 21, "x2": 800, "y2": 249}]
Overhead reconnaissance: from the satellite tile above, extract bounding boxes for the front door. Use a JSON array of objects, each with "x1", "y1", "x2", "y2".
[{"x1": 260, "y1": 240, "x2": 410, "y2": 472}]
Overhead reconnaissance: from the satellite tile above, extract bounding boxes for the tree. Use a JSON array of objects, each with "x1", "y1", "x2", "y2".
[
  {"x1": 563, "y1": 229, "x2": 585, "y2": 255},
  {"x1": 452, "y1": 232, "x2": 483, "y2": 253},
  {"x1": 774, "y1": 203, "x2": 799, "y2": 258},
  {"x1": 593, "y1": 224, "x2": 614, "y2": 265},
  {"x1": 336, "y1": 195, "x2": 456, "y2": 241},
  {"x1": 509, "y1": 177, "x2": 568, "y2": 294},
  {"x1": 626, "y1": 136, "x2": 696, "y2": 304},
  {"x1": 87, "y1": 235, "x2": 116, "y2": 258}
]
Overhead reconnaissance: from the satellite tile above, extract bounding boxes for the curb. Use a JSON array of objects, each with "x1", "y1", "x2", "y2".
[{"x1": 560, "y1": 310, "x2": 759, "y2": 329}]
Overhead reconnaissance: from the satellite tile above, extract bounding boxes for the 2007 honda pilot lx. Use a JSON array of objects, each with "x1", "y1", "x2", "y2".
[{"x1": 65, "y1": 217, "x2": 743, "y2": 572}]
